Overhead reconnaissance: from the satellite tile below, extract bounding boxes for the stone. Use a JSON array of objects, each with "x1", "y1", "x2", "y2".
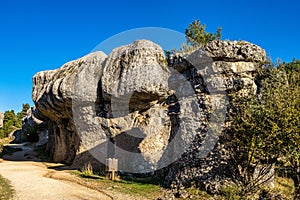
[
  {"x1": 99, "y1": 40, "x2": 173, "y2": 173},
  {"x1": 33, "y1": 51, "x2": 107, "y2": 164},
  {"x1": 32, "y1": 39, "x2": 266, "y2": 193},
  {"x1": 10, "y1": 129, "x2": 25, "y2": 144},
  {"x1": 22, "y1": 107, "x2": 48, "y2": 146},
  {"x1": 155, "y1": 40, "x2": 266, "y2": 194},
  {"x1": 204, "y1": 40, "x2": 266, "y2": 62},
  {"x1": 0, "y1": 111, "x2": 4, "y2": 129}
]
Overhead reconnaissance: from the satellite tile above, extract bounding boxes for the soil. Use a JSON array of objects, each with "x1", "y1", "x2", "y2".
[{"x1": 0, "y1": 143, "x2": 131, "y2": 200}]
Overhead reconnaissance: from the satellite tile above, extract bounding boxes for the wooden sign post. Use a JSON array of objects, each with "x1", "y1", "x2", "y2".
[{"x1": 106, "y1": 158, "x2": 118, "y2": 180}]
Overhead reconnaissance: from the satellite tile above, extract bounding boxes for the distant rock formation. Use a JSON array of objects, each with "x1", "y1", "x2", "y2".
[
  {"x1": 9, "y1": 129, "x2": 24, "y2": 144},
  {"x1": 32, "y1": 39, "x2": 266, "y2": 192},
  {"x1": 0, "y1": 112, "x2": 4, "y2": 129},
  {"x1": 10, "y1": 107, "x2": 48, "y2": 145},
  {"x1": 22, "y1": 107, "x2": 48, "y2": 146}
]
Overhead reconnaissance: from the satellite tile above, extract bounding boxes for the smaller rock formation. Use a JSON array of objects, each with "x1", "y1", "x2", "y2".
[
  {"x1": 10, "y1": 129, "x2": 25, "y2": 144},
  {"x1": 33, "y1": 51, "x2": 107, "y2": 164},
  {"x1": 0, "y1": 111, "x2": 4, "y2": 129},
  {"x1": 22, "y1": 107, "x2": 48, "y2": 146},
  {"x1": 10, "y1": 107, "x2": 48, "y2": 145}
]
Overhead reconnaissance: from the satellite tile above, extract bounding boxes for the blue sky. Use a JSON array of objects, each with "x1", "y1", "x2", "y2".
[{"x1": 0, "y1": 0, "x2": 299, "y2": 112}]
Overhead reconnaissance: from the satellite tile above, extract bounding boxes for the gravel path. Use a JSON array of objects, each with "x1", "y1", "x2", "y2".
[{"x1": 0, "y1": 144, "x2": 111, "y2": 200}]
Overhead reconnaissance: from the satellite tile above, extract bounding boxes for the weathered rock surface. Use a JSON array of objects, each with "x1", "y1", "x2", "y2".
[
  {"x1": 99, "y1": 40, "x2": 173, "y2": 172},
  {"x1": 33, "y1": 51, "x2": 107, "y2": 164},
  {"x1": 32, "y1": 39, "x2": 266, "y2": 193},
  {"x1": 22, "y1": 107, "x2": 48, "y2": 146},
  {"x1": 204, "y1": 40, "x2": 266, "y2": 62},
  {"x1": 0, "y1": 111, "x2": 4, "y2": 129},
  {"x1": 157, "y1": 40, "x2": 266, "y2": 195},
  {"x1": 10, "y1": 129, "x2": 25, "y2": 144}
]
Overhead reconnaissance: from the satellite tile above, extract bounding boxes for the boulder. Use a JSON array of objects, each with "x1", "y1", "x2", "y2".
[
  {"x1": 158, "y1": 40, "x2": 266, "y2": 194},
  {"x1": 204, "y1": 40, "x2": 266, "y2": 62},
  {"x1": 33, "y1": 51, "x2": 107, "y2": 164},
  {"x1": 10, "y1": 129, "x2": 25, "y2": 144},
  {"x1": 22, "y1": 107, "x2": 48, "y2": 145},
  {"x1": 0, "y1": 111, "x2": 3, "y2": 129},
  {"x1": 32, "y1": 39, "x2": 266, "y2": 192}
]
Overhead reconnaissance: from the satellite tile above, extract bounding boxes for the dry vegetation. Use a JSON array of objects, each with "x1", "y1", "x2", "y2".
[{"x1": 0, "y1": 138, "x2": 14, "y2": 200}]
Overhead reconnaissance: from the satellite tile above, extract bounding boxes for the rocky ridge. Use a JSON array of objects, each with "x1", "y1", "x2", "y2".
[{"x1": 32, "y1": 39, "x2": 266, "y2": 193}]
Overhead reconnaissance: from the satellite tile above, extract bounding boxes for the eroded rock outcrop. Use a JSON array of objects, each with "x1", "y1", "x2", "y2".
[
  {"x1": 157, "y1": 40, "x2": 266, "y2": 194},
  {"x1": 10, "y1": 129, "x2": 25, "y2": 144},
  {"x1": 0, "y1": 111, "x2": 4, "y2": 129},
  {"x1": 32, "y1": 39, "x2": 266, "y2": 193},
  {"x1": 22, "y1": 107, "x2": 48, "y2": 146},
  {"x1": 33, "y1": 51, "x2": 107, "y2": 164}
]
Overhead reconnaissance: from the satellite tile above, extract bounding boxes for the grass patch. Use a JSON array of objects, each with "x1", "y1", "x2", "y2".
[
  {"x1": 271, "y1": 175, "x2": 294, "y2": 199},
  {"x1": 81, "y1": 162, "x2": 95, "y2": 178},
  {"x1": 69, "y1": 170, "x2": 162, "y2": 199},
  {"x1": 186, "y1": 186, "x2": 215, "y2": 199},
  {"x1": 0, "y1": 174, "x2": 14, "y2": 200}
]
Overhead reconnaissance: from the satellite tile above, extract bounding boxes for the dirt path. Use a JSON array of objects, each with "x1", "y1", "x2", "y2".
[{"x1": 0, "y1": 144, "x2": 111, "y2": 200}]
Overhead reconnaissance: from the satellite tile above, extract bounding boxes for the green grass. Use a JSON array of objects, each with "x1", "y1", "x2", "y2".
[
  {"x1": 271, "y1": 176, "x2": 294, "y2": 199},
  {"x1": 185, "y1": 187, "x2": 215, "y2": 199},
  {"x1": 0, "y1": 175, "x2": 14, "y2": 200},
  {"x1": 69, "y1": 170, "x2": 162, "y2": 199}
]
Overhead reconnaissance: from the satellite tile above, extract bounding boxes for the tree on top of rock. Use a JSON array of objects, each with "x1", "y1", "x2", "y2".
[{"x1": 185, "y1": 20, "x2": 222, "y2": 47}]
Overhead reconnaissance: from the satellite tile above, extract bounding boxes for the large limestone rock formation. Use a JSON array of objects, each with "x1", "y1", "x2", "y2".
[
  {"x1": 0, "y1": 111, "x2": 4, "y2": 129},
  {"x1": 33, "y1": 51, "x2": 107, "y2": 164},
  {"x1": 158, "y1": 40, "x2": 266, "y2": 193},
  {"x1": 32, "y1": 39, "x2": 266, "y2": 192}
]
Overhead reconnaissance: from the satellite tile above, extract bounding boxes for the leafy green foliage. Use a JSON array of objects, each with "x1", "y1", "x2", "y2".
[
  {"x1": 278, "y1": 60, "x2": 300, "y2": 200},
  {"x1": 0, "y1": 103, "x2": 31, "y2": 138},
  {"x1": 185, "y1": 20, "x2": 222, "y2": 47},
  {"x1": 229, "y1": 60, "x2": 300, "y2": 198},
  {"x1": 165, "y1": 20, "x2": 222, "y2": 59},
  {"x1": 0, "y1": 110, "x2": 20, "y2": 138},
  {"x1": 17, "y1": 103, "x2": 30, "y2": 122}
]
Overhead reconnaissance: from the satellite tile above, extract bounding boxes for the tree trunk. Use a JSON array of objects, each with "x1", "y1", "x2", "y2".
[{"x1": 292, "y1": 171, "x2": 300, "y2": 200}]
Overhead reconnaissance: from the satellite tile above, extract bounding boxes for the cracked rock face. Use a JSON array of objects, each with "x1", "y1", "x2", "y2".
[
  {"x1": 22, "y1": 107, "x2": 48, "y2": 146},
  {"x1": 32, "y1": 39, "x2": 266, "y2": 191},
  {"x1": 204, "y1": 40, "x2": 266, "y2": 62},
  {"x1": 33, "y1": 51, "x2": 107, "y2": 164},
  {"x1": 158, "y1": 40, "x2": 266, "y2": 194},
  {"x1": 0, "y1": 112, "x2": 4, "y2": 129}
]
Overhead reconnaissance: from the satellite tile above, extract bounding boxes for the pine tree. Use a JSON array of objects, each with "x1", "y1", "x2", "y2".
[{"x1": 185, "y1": 20, "x2": 222, "y2": 47}]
